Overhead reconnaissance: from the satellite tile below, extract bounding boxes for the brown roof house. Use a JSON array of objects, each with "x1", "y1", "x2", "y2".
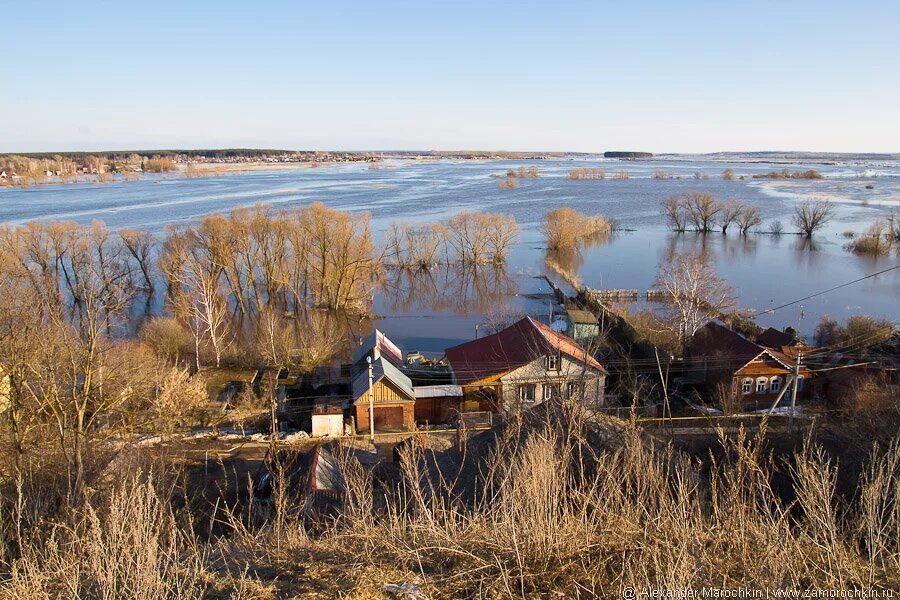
[
  {"x1": 444, "y1": 317, "x2": 607, "y2": 413},
  {"x1": 686, "y1": 322, "x2": 813, "y2": 411}
]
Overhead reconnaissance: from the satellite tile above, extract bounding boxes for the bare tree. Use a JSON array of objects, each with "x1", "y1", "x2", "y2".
[
  {"x1": 655, "y1": 253, "x2": 736, "y2": 345},
  {"x1": 792, "y1": 200, "x2": 833, "y2": 236},
  {"x1": 737, "y1": 206, "x2": 761, "y2": 235},
  {"x1": 663, "y1": 196, "x2": 687, "y2": 232},
  {"x1": 447, "y1": 211, "x2": 491, "y2": 264},
  {"x1": 481, "y1": 213, "x2": 519, "y2": 264},
  {"x1": 118, "y1": 228, "x2": 155, "y2": 293},
  {"x1": 684, "y1": 192, "x2": 722, "y2": 232},
  {"x1": 718, "y1": 199, "x2": 744, "y2": 234}
]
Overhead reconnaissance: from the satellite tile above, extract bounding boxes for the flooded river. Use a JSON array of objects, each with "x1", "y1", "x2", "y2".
[{"x1": 1, "y1": 157, "x2": 898, "y2": 351}]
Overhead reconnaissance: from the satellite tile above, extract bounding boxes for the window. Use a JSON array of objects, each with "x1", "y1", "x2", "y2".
[
  {"x1": 770, "y1": 377, "x2": 782, "y2": 393},
  {"x1": 545, "y1": 354, "x2": 560, "y2": 371},
  {"x1": 741, "y1": 378, "x2": 753, "y2": 395},
  {"x1": 543, "y1": 383, "x2": 560, "y2": 400},
  {"x1": 566, "y1": 382, "x2": 583, "y2": 399},
  {"x1": 519, "y1": 384, "x2": 536, "y2": 403},
  {"x1": 756, "y1": 377, "x2": 768, "y2": 394},
  {"x1": 797, "y1": 375, "x2": 804, "y2": 391}
]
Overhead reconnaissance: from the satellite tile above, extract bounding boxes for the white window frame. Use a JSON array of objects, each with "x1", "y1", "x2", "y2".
[
  {"x1": 519, "y1": 383, "x2": 536, "y2": 403},
  {"x1": 545, "y1": 354, "x2": 560, "y2": 371},
  {"x1": 769, "y1": 376, "x2": 781, "y2": 394},
  {"x1": 741, "y1": 378, "x2": 753, "y2": 395},
  {"x1": 755, "y1": 377, "x2": 768, "y2": 394},
  {"x1": 542, "y1": 383, "x2": 561, "y2": 400},
  {"x1": 566, "y1": 381, "x2": 582, "y2": 399}
]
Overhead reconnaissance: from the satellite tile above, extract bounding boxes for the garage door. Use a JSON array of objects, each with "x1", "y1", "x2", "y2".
[{"x1": 373, "y1": 406, "x2": 405, "y2": 431}]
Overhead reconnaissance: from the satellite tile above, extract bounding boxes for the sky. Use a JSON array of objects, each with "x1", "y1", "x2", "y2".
[{"x1": 1, "y1": 0, "x2": 898, "y2": 154}]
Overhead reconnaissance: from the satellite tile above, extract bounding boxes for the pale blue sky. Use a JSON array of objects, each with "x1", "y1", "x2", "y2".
[{"x1": 1, "y1": 0, "x2": 898, "y2": 153}]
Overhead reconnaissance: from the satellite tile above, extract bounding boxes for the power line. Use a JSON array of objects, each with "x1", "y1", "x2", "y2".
[{"x1": 751, "y1": 264, "x2": 900, "y2": 318}]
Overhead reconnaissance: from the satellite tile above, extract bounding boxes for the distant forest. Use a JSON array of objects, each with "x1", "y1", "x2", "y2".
[{"x1": 0, "y1": 149, "x2": 296, "y2": 161}]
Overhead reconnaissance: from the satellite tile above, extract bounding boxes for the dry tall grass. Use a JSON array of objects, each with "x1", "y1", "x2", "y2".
[{"x1": 2, "y1": 407, "x2": 899, "y2": 597}]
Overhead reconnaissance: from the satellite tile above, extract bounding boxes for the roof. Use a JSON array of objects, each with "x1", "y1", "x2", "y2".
[
  {"x1": 687, "y1": 322, "x2": 763, "y2": 364},
  {"x1": 567, "y1": 309, "x2": 598, "y2": 325},
  {"x1": 756, "y1": 327, "x2": 796, "y2": 349},
  {"x1": 414, "y1": 384, "x2": 463, "y2": 399},
  {"x1": 689, "y1": 322, "x2": 810, "y2": 375},
  {"x1": 351, "y1": 329, "x2": 403, "y2": 366},
  {"x1": 445, "y1": 317, "x2": 606, "y2": 385},
  {"x1": 351, "y1": 356, "x2": 415, "y2": 403}
]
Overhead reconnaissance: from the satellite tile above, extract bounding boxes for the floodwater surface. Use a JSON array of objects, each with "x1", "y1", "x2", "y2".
[{"x1": 1, "y1": 157, "x2": 898, "y2": 351}]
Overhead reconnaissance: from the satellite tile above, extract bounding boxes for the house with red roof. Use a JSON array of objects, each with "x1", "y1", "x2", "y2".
[
  {"x1": 444, "y1": 317, "x2": 607, "y2": 413},
  {"x1": 686, "y1": 322, "x2": 813, "y2": 410}
]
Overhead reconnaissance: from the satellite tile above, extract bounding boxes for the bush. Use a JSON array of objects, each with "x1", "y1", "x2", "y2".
[
  {"x1": 568, "y1": 167, "x2": 605, "y2": 180},
  {"x1": 542, "y1": 208, "x2": 613, "y2": 251},
  {"x1": 814, "y1": 314, "x2": 895, "y2": 347},
  {"x1": 753, "y1": 168, "x2": 823, "y2": 180},
  {"x1": 498, "y1": 176, "x2": 518, "y2": 189},
  {"x1": 143, "y1": 157, "x2": 178, "y2": 173}
]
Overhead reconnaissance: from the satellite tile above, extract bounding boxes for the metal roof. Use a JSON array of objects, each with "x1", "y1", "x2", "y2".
[
  {"x1": 414, "y1": 384, "x2": 463, "y2": 399},
  {"x1": 351, "y1": 356, "x2": 415, "y2": 402}
]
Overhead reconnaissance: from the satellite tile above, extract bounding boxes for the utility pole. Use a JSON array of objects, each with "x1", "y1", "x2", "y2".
[
  {"x1": 789, "y1": 349, "x2": 801, "y2": 433},
  {"x1": 367, "y1": 356, "x2": 375, "y2": 444}
]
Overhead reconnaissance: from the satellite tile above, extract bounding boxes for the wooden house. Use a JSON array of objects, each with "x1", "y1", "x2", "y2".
[
  {"x1": 686, "y1": 322, "x2": 813, "y2": 410},
  {"x1": 351, "y1": 356, "x2": 416, "y2": 433},
  {"x1": 444, "y1": 317, "x2": 607, "y2": 413}
]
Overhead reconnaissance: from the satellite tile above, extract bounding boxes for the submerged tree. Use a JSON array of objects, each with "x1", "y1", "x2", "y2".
[
  {"x1": 737, "y1": 206, "x2": 762, "y2": 235},
  {"x1": 792, "y1": 200, "x2": 833, "y2": 237}
]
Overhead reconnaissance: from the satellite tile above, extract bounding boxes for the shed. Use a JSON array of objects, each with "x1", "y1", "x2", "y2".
[
  {"x1": 566, "y1": 309, "x2": 600, "y2": 342},
  {"x1": 311, "y1": 403, "x2": 345, "y2": 437},
  {"x1": 414, "y1": 384, "x2": 463, "y2": 424},
  {"x1": 351, "y1": 357, "x2": 416, "y2": 433}
]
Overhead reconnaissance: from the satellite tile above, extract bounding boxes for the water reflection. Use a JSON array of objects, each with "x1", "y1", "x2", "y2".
[
  {"x1": 789, "y1": 236, "x2": 824, "y2": 270},
  {"x1": 658, "y1": 232, "x2": 764, "y2": 268},
  {"x1": 380, "y1": 263, "x2": 518, "y2": 315},
  {"x1": 543, "y1": 229, "x2": 615, "y2": 287}
]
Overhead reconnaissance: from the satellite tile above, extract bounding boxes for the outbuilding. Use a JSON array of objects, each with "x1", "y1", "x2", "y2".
[{"x1": 351, "y1": 356, "x2": 416, "y2": 433}]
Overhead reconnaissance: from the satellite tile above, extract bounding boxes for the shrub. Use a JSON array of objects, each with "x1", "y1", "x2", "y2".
[
  {"x1": 543, "y1": 208, "x2": 613, "y2": 251},
  {"x1": 722, "y1": 168, "x2": 736, "y2": 180},
  {"x1": 143, "y1": 157, "x2": 178, "y2": 173},
  {"x1": 567, "y1": 167, "x2": 605, "y2": 180}
]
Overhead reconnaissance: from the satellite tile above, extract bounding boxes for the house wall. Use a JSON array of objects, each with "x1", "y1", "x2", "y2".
[
  {"x1": 353, "y1": 378, "x2": 416, "y2": 433},
  {"x1": 731, "y1": 355, "x2": 812, "y2": 409},
  {"x1": 355, "y1": 402, "x2": 414, "y2": 433},
  {"x1": 414, "y1": 396, "x2": 461, "y2": 424},
  {"x1": 499, "y1": 354, "x2": 605, "y2": 411}
]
